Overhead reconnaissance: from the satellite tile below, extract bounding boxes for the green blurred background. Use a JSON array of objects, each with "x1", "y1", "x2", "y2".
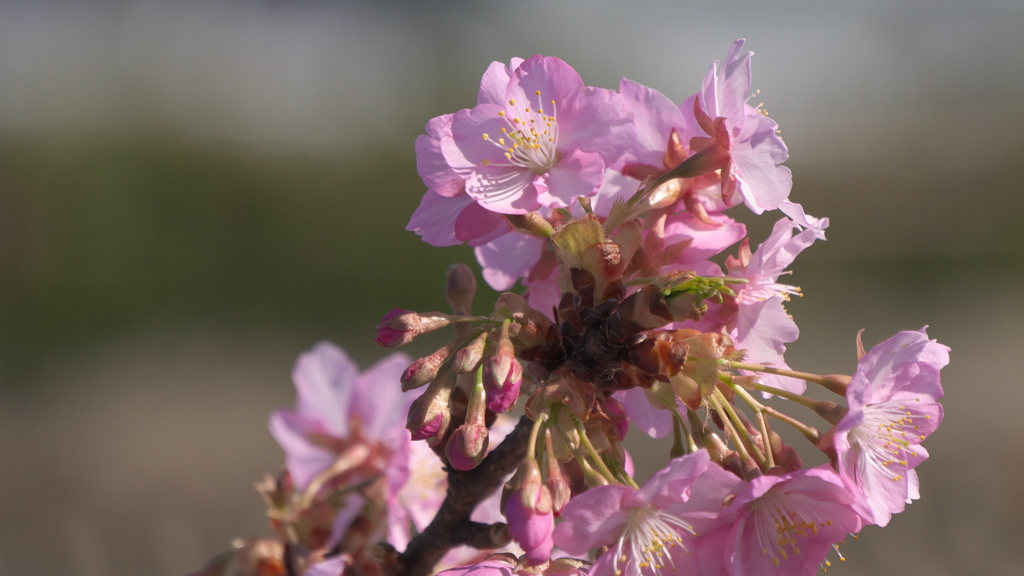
[{"x1": 1, "y1": 1, "x2": 1023, "y2": 575}]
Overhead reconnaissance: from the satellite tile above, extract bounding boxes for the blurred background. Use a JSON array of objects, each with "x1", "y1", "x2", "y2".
[{"x1": 1, "y1": 0, "x2": 1022, "y2": 574}]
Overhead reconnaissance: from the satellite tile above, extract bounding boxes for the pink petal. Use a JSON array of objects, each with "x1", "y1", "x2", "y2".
[
  {"x1": 477, "y1": 58, "x2": 523, "y2": 106},
  {"x1": 455, "y1": 201, "x2": 513, "y2": 246},
  {"x1": 663, "y1": 212, "x2": 746, "y2": 265},
  {"x1": 506, "y1": 55, "x2": 584, "y2": 111},
  {"x1": 352, "y1": 352, "x2": 413, "y2": 442},
  {"x1": 416, "y1": 114, "x2": 463, "y2": 197},
  {"x1": 267, "y1": 410, "x2": 337, "y2": 491},
  {"x1": 474, "y1": 232, "x2": 545, "y2": 291},
  {"x1": 619, "y1": 78, "x2": 687, "y2": 167},
  {"x1": 407, "y1": 191, "x2": 476, "y2": 247},
  {"x1": 535, "y1": 149, "x2": 605, "y2": 208},
  {"x1": 292, "y1": 342, "x2": 357, "y2": 436},
  {"x1": 556, "y1": 86, "x2": 635, "y2": 163},
  {"x1": 552, "y1": 484, "x2": 634, "y2": 554}
]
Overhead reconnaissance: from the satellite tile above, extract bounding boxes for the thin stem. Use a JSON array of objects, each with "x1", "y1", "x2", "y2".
[
  {"x1": 671, "y1": 406, "x2": 698, "y2": 454},
  {"x1": 707, "y1": 393, "x2": 756, "y2": 469},
  {"x1": 762, "y1": 405, "x2": 820, "y2": 444},
  {"x1": 572, "y1": 415, "x2": 622, "y2": 486},
  {"x1": 727, "y1": 382, "x2": 775, "y2": 468},
  {"x1": 724, "y1": 360, "x2": 834, "y2": 388},
  {"x1": 713, "y1": 389, "x2": 767, "y2": 467},
  {"x1": 751, "y1": 382, "x2": 822, "y2": 411}
]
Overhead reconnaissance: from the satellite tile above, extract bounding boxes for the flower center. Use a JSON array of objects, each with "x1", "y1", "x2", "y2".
[
  {"x1": 610, "y1": 505, "x2": 695, "y2": 576},
  {"x1": 750, "y1": 489, "x2": 835, "y2": 568},
  {"x1": 481, "y1": 90, "x2": 560, "y2": 173},
  {"x1": 848, "y1": 399, "x2": 927, "y2": 483}
]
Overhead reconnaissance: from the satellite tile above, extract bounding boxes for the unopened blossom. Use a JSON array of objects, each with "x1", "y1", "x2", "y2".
[
  {"x1": 692, "y1": 38, "x2": 792, "y2": 214},
  {"x1": 442, "y1": 55, "x2": 635, "y2": 214},
  {"x1": 375, "y1": 308, "x2": 453, "y2": 348},
  {"x1": 716, "y1": 466, "x2": 862, "y2": 576},
  {"x1": 831, "y1": 329, "x2": 949, "y2": 526},
  {"x1": 553, "y1": 451, "x2": 741, "y2": 576}
]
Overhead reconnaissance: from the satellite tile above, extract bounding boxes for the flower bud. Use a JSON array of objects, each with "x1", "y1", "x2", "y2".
[
  {"x1": 406, "y1": 371, "x2": 455, "y2": 446},
  {"x1": 485, "y1": 321, "x2": 524, "y2": 413},
  {"x1": 445, "y1": 263, "x2": 477, "y2": 317},
  {"x1": 375, "y1": 308, "x2": 451, "y2": 348},
  {"x1": 401, "y1": 342, "x2": 457, "y2": 391},
  {"x1": 543, "y1": 433, "x2": 571, "y2": 514},
  {"x1": 485, "y1": 358, "x2": 523, "y2": 413},
  {"x1": 445, "y1": 421, "x2": 490, "y2": 471},
  {"x1": 453, "y1": 331, "x2": 488, "y2": 374}
]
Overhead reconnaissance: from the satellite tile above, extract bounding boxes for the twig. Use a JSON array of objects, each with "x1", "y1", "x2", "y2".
[{"x1": 383, "y1": 415, "x2": 533, "y2": 576}]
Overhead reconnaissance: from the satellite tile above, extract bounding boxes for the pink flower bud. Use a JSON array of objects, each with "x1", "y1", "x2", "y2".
[
  {"x1": 375, "y1": 308, "x2": 451, "y2": 348},
  {"x1": 400, "y1": 344, "x2": 455, "y2": 391},
  {"x1": 406, "y1": 372, "x2": 455, "y2": 446},
  {"x1": 485, "y1": 352, "x2": 522, "y2": 414},
  {"x1": 453, "y1": 331, "x2": 489, "y2": 374},
  {"x1": 444, "y1": 421, "x2": 490, "y2": 471}
]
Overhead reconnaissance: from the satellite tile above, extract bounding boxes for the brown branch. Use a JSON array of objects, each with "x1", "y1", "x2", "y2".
[{"x1": 383, "y1": 415, "x2": 533, "y2": 576}]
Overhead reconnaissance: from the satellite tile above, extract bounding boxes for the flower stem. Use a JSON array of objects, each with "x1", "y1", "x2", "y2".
[
  {"x1": 727, "y1": 383, "x2": 777, "y2": 469},
  {"x1": 708, "y1": 392, "x2": 761, "y2": 470},
  {"x1": 723, "y1": 360, "x2": 834, "y2": 387},
  {"x1": 572, "y1": 415, "x2": 625, "y2": 487}
]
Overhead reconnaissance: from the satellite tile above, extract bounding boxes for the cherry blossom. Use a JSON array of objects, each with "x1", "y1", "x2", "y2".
[
  {"x1": 717, "y1": 467, "x2": 862, "y2": 576},
  {"x1": 553, "y1": 451, "x2": 741, "y2": 576},
  {"x1": 692, "y1": 38, "x2": 793, "y2": 214},
  {"x1": 442, "y1": 55, "x2": 635, "y2": 214},
  {"x1": 831, "y1": 329, "x2": 949, "y2": 526}
]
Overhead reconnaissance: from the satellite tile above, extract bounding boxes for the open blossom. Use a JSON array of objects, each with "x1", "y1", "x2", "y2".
[
  {"x1": 721, "y1": 214, "x2": 828, "y2": 393},
  {"x1": 553, "y1": 451, "x2": 741, "y2": 576},
  {"x1": 831, "y1": 329, "x2": 949, "y2": 527},
  {"x1": 268, "y1": 343, "x2": 437, "y2": 550},
  {"x1": 693, "y1": 38, "x2": 792, "y2": 214},
  {"x1": 442, "y1": 55, "x2": 635, "y2": 214},
  {"x1": 714, "y1": 466, "x2": 862, "y2": 576}
]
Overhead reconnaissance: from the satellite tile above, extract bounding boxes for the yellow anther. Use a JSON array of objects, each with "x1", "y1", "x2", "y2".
[
  {"x1": 509, "y1": 99, "x2": 516, "y2": 105},
  {"x1": 498, "y1": 110, "x2": 505, "y2": 117},
  {"x1": 482, "y1": 159, "x2": 490, "y2": 166},
  {"x1": 535, "y1": 90, "x2": 542, "y2": 95}
]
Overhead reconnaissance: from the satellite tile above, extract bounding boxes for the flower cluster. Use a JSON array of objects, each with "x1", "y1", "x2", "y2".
[{"x1": 194, "y1": 39, "x2": 949, "y2": 576}]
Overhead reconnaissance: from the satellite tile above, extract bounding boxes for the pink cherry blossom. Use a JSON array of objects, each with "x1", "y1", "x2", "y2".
[
  {"x1": 693, "y1": 39, "x2": 792, "y2": 214},
  {"x1": 442, "y1": 55, "x2": 635, "y2": 214},
  {"x1": 717, "y1": 466, "x2": 862, "y2": 576},
  {"x1": 268, "y1": 342, "x2": 438, "y2": 551},
  {"x1": 832, "y1": 329, "x2": 949, "y2": 527},
  {"x1": 553, "y1": 451, "x2": 741, "y2": 576},
  {"x1": 723, "y1": 214, "x2": 828, "y2": 393}
]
